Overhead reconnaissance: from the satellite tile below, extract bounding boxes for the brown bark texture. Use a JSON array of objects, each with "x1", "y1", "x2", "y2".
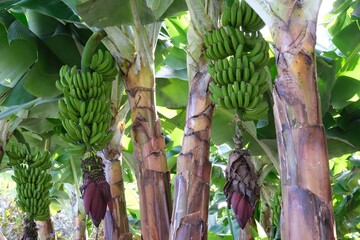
[
  {"x1": 104, "y1": 150, "x2": 132, "y2": 240},
  {"x1": 170, "y1": 66, "x2": 215, "y2": 239},
  {"x1": 73, "y1": 211, "x2": 86, "y2": 240},
  {"x1": 36, "y1": 219, "x2": 55, "y2": 240},
  {"x1": 270, "y1": 1, "x2": 336, "y2": 239},
  {"x1": 125, "y1": 62, "x2": 171, "y2": 240}
]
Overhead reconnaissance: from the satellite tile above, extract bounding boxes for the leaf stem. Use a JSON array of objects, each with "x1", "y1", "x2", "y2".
[
  {"x1": 226, "y1": 206, "x2": 235, "y2": 240},
  {"x1": 81, "y1": 30, "x2": 107, "y2": 71},
  {"x1": 69, "y1": 156, "x2": 79, "y2": 199},
  {"x1": 130, "y1": 0, "x2": 153, "y2": 68}
]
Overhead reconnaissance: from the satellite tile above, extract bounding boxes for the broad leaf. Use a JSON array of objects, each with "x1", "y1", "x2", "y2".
[
  {"x1": 76, "y1": 0, "x2": 187, "y2": 28},
  {"x1": 317, "y1": 55, "x2": 337, "y2": 115},
  {"x1": 1, "y1": 77, "x2": 35, "y2": 106},
  {"x1": 164, "y1": 15, "x2": 188, "y2": 48},
  {"x1": 156, "y1": 78, "x2": 188, "y2": 108},
  {"x1": 0, "y1": 97, "x2": 59, "y2": 119},
  {"x1": 0, "y1": 24, "x2": 37, "y2": 88},
  {"x1": 23, "y1": 62, "x2": 60, "y2": 98},
  {"x1": 12, "y1": 0, "x2": 80, "y2": 22},
  {"x1": 331, "y1": 76, "x2": 360, "y2": 109}
]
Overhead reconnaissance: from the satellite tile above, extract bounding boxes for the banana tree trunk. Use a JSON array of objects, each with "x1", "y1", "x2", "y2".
[
  {"x1": 251, "y1": 0, "x2": 336, "y2": 238},
  {"x1": 73, "y1": 211, "x2": 86, "y2": 240},
  {"x1": 36, "y1": 219, "x2": 55, "y2": 240},
  {"x1": 125, "y1": 61, "x2": 171, "y2": 239},
  {"x1": 170, "y1": 65, "x2": 214, "y2": 239},
  {"x1": 121, "y1": 3, "x2": 172, "y2": 238},
  {"x1": 170, "y1": 1, "x2": 220, "y2": 239}
]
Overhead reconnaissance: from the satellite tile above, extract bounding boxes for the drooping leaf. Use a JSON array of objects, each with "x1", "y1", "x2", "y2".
[
  {"x1": 76, "y1": 0, "x2": 153, "y2": 28},
  {"x1": 27, "y1": 100, "x2": 59, "y2": 119},
  {"x1": 331, "y1": 76, "x2": 360, "y2": 109},
  {"x1": 156, "y1": 78, "x2": 188, "y2": 108},
  {"x1": 163, "y1": 47, "x2": 187, "y2": 71},
  {"x1": 20, "y1": 118, "x2": 54, "y2": 134},
  {"x1": 23, "y1": 62, "x2": 60, "y2": 98},
  {"x1": 76, "y1": 0, "x2": 186, "y2": 28},
  {"x1": 0, "y1": 24, "x2": 37, "y2": 88},
  {"x1": 1, "y1": 77, "x2": 36, "y2": 106},
  {"x1": 328, "y1": 120, "x2": 360, "y2": 149},
  {"x1": 0, "y1": 97, "x2": 59, "y2": 119},
  {"x1": 316, "y1": 55, "x2": 337, "y2": 115},
  {"x1": 12, "y1": 0, "x2": 80, "y2": 22},
  {"x1": 165, "y1": 15, "x2": 188, "y2": 48}
]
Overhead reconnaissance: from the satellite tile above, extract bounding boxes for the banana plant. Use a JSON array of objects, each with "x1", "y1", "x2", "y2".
[{"x1": 1, "y1": 0, "x2": 360, "y2": 239}]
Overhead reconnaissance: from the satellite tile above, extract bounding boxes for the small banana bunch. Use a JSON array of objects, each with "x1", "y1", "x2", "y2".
[
  {"x1": 90, "y1": 49, "x2": 119, "y2": 82},
  {"x1": 6, "y1": 144, "x2": 52, "y2": 221},
  {"x1": 55, "y1": 49, "x2": 119, "y2": 155},
  {"x1": 221, "y1": 0, "x2": 265, "y2": 31},
  {"x1": 204, "y1": 0, "x2": 270, "y2": 121}
]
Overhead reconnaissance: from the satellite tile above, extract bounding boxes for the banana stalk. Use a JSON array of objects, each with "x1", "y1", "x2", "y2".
[
  {"x1": 103, "y1": 156, "x2": 132, "y2": 240},
  {"x1": 246, "y1": 0, "x2": 336, "y2": 238},
  {"x1": 73, "y1": 210, "x2": 87, "y2": 240},
  {"x1": 102, "y1": 102, "x2": 132, "y2": 240},
  {"x1": 35, "y1": 219, "x2": 55, "y2": 240}
]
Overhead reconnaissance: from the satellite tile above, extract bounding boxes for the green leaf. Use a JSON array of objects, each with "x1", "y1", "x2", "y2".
[
  {"x1": 76, "y1": 0, "x2": 187, "y2": 28},
  {"x1": 316, "y1": 55, "x2": 337, "y2": 114},
  {"x1": 331, "y1": 76, "x2": 360, "y2": 109},
  {"x1": 1, "y1": 77, "x2": 35, "y2": 106},
  {"x1": 160, "y1": 0, "x2": 187, "y2": 19},
  {"x1": 19, "y1": 118, "x2": 54, "y2": 134},
  {"x1": 25, "y1": 9, "x2": 60, "y2": 37},
  {"x1": 332, "y1": 21, "x2": 360, "y2": 57},
  {"x1": 23, "y1": 62, "x2": 60, "y2": 98},
  {"x1": 156, "y1": 65, "x2": 187, "y2": 80},
  {"x1": 327, "y1": 136, "x2": 359, "y2": 160},
  {"x1": 165, "y1": 15, "x2": 188, "y2": 48},
  {"x1": 145, "y1": 0, "x2": 173, "y2": 20},
  {"x1": 0, "y1": 97, "x2": 59, "y2": 119},
  {"x1": 76, "y1": 0, "x2": 154, "y2": 28},
  {"x1": 164, "y1": 47, "x2": 187, "y2": 70},
  {"x1": 0, "y1": 24, "x2": 37, "y2": 88},
  {"x1": 156, "y1": 78, "x2": 188, "y2": 108},
  {"x1": 328, "y1": 121, "x2": 360, "y2": 149},
  {"x1": 13, "y1": 0, "x2": 80, "y2": 22},
  {"x1": 27, "y1": 100, "x2": 59, "y2": 119},
  {"x1": 155, "y1": 39, "x2": 172, "y2": 70},
  {"x1": 42, "y1": 26, "x2": 82, "y2": 66}
]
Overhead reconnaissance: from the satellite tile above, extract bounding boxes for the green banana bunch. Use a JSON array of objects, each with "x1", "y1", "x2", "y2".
[
  {"x1": 221, "y1": 0, "x2": 265, "y2": 31},
  {"x1": 90, "y1": 49, "x2": 119, "y2": 82},
  {"x1": 56, "y1": 50, "x2": 117, "y2": 155},
  {"x1": 6, "y1": 143, "x2": 29, "y2": 167},
  {"x1": 7, "y1": 144, "x2": 52, "y2": 221},
  {"x1": 204, "y1": 0, "x2": 271, "y2": 121}
]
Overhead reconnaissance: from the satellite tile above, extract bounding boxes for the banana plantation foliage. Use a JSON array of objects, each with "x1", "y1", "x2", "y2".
[{"x1": 0, "y1": 0, "x2": 359, "y2": 239}]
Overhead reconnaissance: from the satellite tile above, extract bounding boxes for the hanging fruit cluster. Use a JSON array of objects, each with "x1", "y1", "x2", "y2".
[
  {"x1": 56, "y1": 45, "x2": 118, "y2": 227},
  {"x1": 6, "y1": 144, "x2": 52, "y2": 222},
  {"x1": 203, "y1": 0, "x2": 266, "y2": 229},
  {"x1": 56, "y1": 49, "x2": 117, "y2": 155},
  {"x1": 204, "y1": 0, "x2": 270, "y2": 121}
]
